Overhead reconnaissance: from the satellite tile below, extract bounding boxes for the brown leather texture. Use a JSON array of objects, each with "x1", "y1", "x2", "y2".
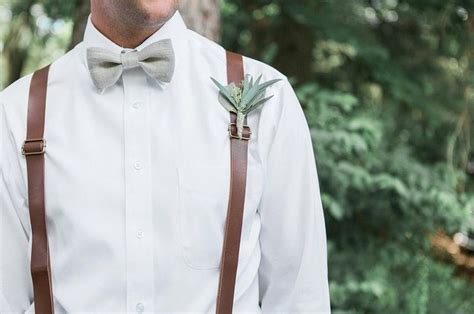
[
  {"x1": 215, "y1": 52, "x2": 249, "y2": 314},
  {"x1": 25, "y1": 65, "x2": 55, "y2": 314}
]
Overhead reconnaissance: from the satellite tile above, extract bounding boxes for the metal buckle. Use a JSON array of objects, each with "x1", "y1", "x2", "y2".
[
  {"x1": 22, "y1": 138, "x2": 46, "y2": 156},
  {"x1": 228, "y1": 123, "x2": 251, "y2": 141}
]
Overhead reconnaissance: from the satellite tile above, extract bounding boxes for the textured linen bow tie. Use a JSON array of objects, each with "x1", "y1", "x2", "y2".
[{"x1": 87, "y1": 39, "x2": 175, "y2": 90}]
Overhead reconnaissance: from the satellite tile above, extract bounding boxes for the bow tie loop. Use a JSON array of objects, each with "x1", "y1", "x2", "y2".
[
  {"x1": 87, "y1": 39, "x2": 175, "y2": 90},
  {"x1": 120, "y1": 50, "x2": 140, "y2": 70}
]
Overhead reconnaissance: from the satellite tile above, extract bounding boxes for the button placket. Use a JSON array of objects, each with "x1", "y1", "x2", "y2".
[{"x1": 122, "y1": 68, "x2": 154, "y2": 313}]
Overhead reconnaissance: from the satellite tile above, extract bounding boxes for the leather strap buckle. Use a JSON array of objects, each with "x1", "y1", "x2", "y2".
[
  {"x1": 22, "y1": 138, "x2": 46, "y2": 156},
  {"x1": 228, "y1": 123, "x2": 251, "y2": 140}
]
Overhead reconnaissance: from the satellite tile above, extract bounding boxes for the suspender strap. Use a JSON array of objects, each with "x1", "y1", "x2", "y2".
[
  {"x1": 23, "y1": 65, "x2": 55, "y2": 314},
  {"x1": 216, "y1": 51, "x2": 250, "y2": 314},
  {"x1": 23, "y1": 56, "x2": 246, "y2": 314}
]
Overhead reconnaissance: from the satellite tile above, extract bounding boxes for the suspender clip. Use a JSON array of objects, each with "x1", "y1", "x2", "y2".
[
  {"x1": 228, "y1": 123, "x2": 251, "y2": 141},
  {"x1": 22, "y1": 138, "x2": 46, "y2": 156}
]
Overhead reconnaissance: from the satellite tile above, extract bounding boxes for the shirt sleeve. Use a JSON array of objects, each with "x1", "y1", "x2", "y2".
[
  {"x1": 258, "y1": 79, "x2": 330, "y2": 313},
  {"x1": 0, "y1": 99, "x2": 33, "y2": 312}
]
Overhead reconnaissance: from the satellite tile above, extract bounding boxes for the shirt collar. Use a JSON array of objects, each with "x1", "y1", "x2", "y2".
[{"x1": 81, "y1": 10, "x2": 188, "y2": 86}]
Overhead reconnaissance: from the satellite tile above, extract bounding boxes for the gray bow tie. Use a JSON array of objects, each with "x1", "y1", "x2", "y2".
[{"x1": 87, "y1": 39, "x2": 175, "y2": 90}]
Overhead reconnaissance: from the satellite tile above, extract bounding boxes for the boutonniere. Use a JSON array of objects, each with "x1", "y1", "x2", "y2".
[{"x1": 211, "y1": 74, "x2": 281, "y2": 139}]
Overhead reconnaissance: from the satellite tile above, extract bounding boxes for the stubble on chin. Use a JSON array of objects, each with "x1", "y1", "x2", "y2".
[{"x1": 125, "y1": 0, "x2": 179, "y2": 28}]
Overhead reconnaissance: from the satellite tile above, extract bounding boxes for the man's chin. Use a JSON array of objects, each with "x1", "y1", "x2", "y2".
[{"x1": 138, "y1": 0, "x2": 179, "y2": 26}]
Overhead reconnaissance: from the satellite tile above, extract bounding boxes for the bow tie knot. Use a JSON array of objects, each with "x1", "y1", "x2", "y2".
[
  {"x1": 87, "y1": 39, "x2": 175, "y2": 90},
  {"x1": 120, "y1": 51, "x2": 140, "y2": 70}
]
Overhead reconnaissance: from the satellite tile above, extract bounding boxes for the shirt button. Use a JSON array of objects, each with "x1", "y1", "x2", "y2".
[
  {"x1": 136, "y1": 229, "x2": 145, "y2": 239},
  {"x1": 132, "y1": 101, "x2": 142, "y2": 109},
  {"x1": 136, "y1": 302, "x2": 145, "y2": 312},
  {"x1": 134, "y1": 161, "x2": 142, "y2": 170}
]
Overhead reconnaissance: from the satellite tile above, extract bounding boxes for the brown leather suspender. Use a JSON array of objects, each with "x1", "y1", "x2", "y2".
[
  {"x1": 24, "y1": 53, "x2": 248, "y2": 314},
  {"x1": 23, "y1": 65, "x2": 55, "y2": 314},
  {"x1": 215, "y1": 51, "x2": 250, "y2": 314}
]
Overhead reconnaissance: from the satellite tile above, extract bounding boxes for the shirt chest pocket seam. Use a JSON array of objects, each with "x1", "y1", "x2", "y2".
[{"x1": 177, "y1": 164, "x2": 264, "y2": 270}]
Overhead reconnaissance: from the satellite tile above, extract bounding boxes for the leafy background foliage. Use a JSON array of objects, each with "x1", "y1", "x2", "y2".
[
  {"x1": 225, "y1": 1, "x2": 474, "y2": 312},
  {"x1": 1, "y1": 0, "x2": 473, "y2": 312}
]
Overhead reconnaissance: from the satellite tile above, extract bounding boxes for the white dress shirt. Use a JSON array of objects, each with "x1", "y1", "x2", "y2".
[{"x1": 0, "y1": 11, "x2": 330, "y2": 313}]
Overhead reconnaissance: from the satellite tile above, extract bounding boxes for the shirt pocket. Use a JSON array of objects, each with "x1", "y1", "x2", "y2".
[{"x1": 177, "y1": 164, "x2": 264, "y2": 270}]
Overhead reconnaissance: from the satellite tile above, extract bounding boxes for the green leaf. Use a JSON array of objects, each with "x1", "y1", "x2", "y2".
[
  {"x1": 248, "y1": 95, "x2": 274, "y2": 112},
  {"x1": 240, "y1": 74, "x2": 263, "y2": 106},
  {"x1": 211, "y1": 77, "x2": 238, "y2": 107},
  {"x1": 241, "y1": 76, "x2": 281, "y2": 111},
  {"x1": 255, "y1": 78, "x2": 282, "y2": 91}
]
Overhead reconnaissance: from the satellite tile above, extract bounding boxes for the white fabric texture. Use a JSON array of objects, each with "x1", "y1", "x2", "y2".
[{"x1": 0, "y1": 11, "x2": 330, "y2": 314}]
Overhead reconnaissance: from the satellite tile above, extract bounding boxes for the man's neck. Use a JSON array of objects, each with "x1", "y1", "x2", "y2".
[{"x1": 90, "y1": 14, "x2": 162, "y2": 49}]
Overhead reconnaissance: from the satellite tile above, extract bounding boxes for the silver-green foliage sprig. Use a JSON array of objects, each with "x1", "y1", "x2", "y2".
[{"x1": 211, "y1": 74, "x2": 281, "y2": 139}]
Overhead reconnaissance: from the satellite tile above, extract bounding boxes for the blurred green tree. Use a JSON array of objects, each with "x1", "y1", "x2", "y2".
[
  {"x1": 2, "y1": 0, "x2": 37, "y2": 85},
  {"x1": 221, "y1": 0, "x2": 474, "y2": 312},
  {"x1": 0, "y1": 0, "x2": 88, "y2": 86}
]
